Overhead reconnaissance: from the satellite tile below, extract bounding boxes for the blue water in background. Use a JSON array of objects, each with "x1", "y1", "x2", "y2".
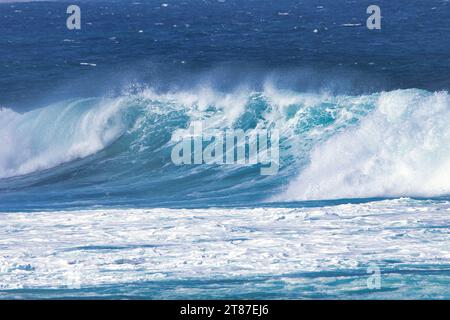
[
  {"x1": 1, "y1": 0, "x2": 449, "y2": 111},
  {"x1": 1, "y1": 0, "x2": 450, "y2": 299},
  {"x1": 1, "y1": 0, "x2": 449, "y2": 211}
]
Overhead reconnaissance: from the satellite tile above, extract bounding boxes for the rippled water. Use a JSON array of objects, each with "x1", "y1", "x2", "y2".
[{"x1": 1, "y1": 0, "x2": 449, "y2": 299}]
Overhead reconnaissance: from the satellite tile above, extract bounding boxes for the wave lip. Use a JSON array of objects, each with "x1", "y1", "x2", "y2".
[{"x1": 278, "y1": 89, "x2": 450, "y2": 201}]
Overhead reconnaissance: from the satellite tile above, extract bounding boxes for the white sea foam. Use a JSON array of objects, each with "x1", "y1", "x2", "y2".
[
  {"x1": 0, "y1": 199, "x2": 449, "y2": 290},
  {"x1": 279, "y1": 89, "x2": 450, "y2": 200},
  {"x1": 341, "y1": 23, "x2": 362, "y2": 27},
  {"x1": 80, "y1": 62, "x2": 97, "y2": 67},
  {"x1": 140, "y1": 86, "x2": 250, "y2": 125},
  {"x1": 0, "y1": 98, "x2": 126, "y2": 178}
]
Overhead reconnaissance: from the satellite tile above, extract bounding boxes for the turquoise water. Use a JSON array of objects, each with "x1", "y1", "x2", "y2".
[{"x1": 1, "y1": 0, "x2": 450, "y2": 299}]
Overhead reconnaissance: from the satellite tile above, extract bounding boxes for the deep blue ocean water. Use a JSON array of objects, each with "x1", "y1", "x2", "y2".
[{"x1": 1, "y1": 0, "x2": 450, "y2": 299}]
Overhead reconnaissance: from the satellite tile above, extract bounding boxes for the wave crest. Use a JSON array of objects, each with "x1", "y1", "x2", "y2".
[
  {"x1": 278, "y1": 89, "x2": 450, "y2": 200},
  {"x1": 3, "y1": 86, "x2": 449, "y2": 204}
]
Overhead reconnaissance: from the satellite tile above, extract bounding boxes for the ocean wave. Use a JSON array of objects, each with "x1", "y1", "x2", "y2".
[
  {"x1": 279, "y1": 89, "x2": 450, "y2": 200},
  {"x1": 1, "y1": 86, "x2": 449, "y2": 204},
  {"x1": 0, "y1": 98, "x2": 127, "y2": 179}
]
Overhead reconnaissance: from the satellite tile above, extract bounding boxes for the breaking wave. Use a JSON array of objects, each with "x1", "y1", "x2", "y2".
[{"x1": 1, "y1": 85, "x2": 449, "y2": 207}]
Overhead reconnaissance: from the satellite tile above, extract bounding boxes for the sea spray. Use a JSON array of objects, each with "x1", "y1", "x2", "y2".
[{"x1": 279, "y1": 89, "x2": 450, "y2": 200}]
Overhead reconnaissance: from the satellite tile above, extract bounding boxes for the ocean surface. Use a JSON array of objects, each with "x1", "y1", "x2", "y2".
[{"x1": 0, "y1": 0, "x2": 450, "y2": 299}]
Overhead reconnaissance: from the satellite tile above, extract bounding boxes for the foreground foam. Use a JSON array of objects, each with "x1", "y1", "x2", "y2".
[{"x1": 0, "y1": 199, "x2": 450, "y2": 294}]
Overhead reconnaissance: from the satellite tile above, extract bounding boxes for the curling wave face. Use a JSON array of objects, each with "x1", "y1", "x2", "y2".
[
  {"x1": 0, "y1": 87, "x2": 449, "y2": 209},
  {"x1": 0, "y1": 98, "x2": 127, "y2": 179}
]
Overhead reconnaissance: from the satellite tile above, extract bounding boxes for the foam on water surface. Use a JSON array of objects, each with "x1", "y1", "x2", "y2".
[
  {"x1": 279, "y1": 90, "x2": 450, "y2": 201},
  {"x1": 1, "y1": 199, "x2": 450, "y2": 299}
]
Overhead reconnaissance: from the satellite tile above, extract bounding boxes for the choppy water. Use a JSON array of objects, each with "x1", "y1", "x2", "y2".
[
  {"x1": 2, "y1": 199, "x2": 450, "y2": 299},
  {"x1": 0, "y1": 0, "x2": 449, "y2": 299}
]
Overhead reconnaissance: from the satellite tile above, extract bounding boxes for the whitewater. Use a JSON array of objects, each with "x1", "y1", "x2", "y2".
[
  {"x1": 1, "y1": 0, "x2": 450, "y2": 300},
  {"x1": 1, "y1": 199, "x2": 450, "y2": 299},
  {"x1": 1, "y1": 86, "x2": 450, "y2": 298},
  {"x1": 1, "y1": 87, "x2": 450, "y2": 205},
  {"x1": 1, "y1": 0, "x2": 450, "y2": 302}
]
